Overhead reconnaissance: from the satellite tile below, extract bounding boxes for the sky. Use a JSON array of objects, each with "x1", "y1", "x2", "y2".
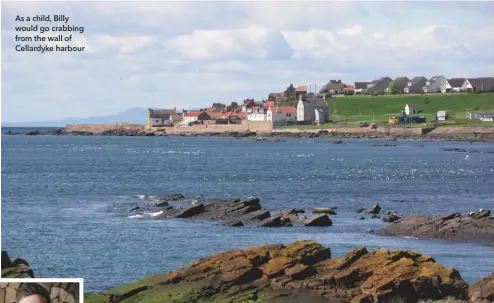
[{"x1": 1, "y1": 1, "x2": 494, "y2": 122}]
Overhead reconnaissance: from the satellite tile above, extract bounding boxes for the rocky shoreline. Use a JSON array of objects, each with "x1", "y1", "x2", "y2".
[
  {"x1": 127, "y1": 195, "x2": 335, "y2": 227},
  {"x1": 3, "y1": 128, "x2": 494, "y2": 142},
  {"x1": 83, "y1": 240, "x2": 493, "y2": 303},
  {"x1": 374, "y1": 210, "x2": 494, "y2": 247},
  {"x1": 1, "y1": 251, "x2": 34, "y2": 278}
]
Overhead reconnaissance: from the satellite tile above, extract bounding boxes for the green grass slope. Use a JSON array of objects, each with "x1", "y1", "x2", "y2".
[{"x1": 328, "y1": 93, "x2": 494, "y2": 127}]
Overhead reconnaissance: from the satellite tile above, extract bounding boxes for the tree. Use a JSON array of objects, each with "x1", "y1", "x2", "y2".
[
  {"x1": 388, "y1": 80, "x2": 401, "y2": 95},
  {"x1": 212, "y1": 103, "x2": 226, "y2": 108}
]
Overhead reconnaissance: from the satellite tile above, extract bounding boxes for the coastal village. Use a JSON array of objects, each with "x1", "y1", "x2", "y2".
[{"x1": 147, "y1": 76, "x2": 494, "y2": 129}]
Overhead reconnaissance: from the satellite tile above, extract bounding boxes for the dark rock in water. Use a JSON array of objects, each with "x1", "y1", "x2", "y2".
[
  {"x1": 359, "y1": 217, "x2": 365, "y2": 220},
  {"x1": 129, "y1": 206, "x2": 140, "y2": 212},
  {"x1": 1, "y1": 251, "x2": 35, "y2": 278},
  {"x1": 469, "y1": 273, "x2": 494, "y2": 303},
  {"x1": 45, "y1": 128, "x2": 63, "y2": 135},
  {"x1": 171, "y1": 204, "x2": 205, "y2": 218},
  {"x1": 227, "y1": 220, "x2": 244, "y2": 227},
  {"x1": 372, "y1": 144, "x2": 397, "y2": 147},
  {"x1": 364, "y1": 204, "x2": 381, "y2": 214},
  {"x1": 375, "y1": 211, "x2": 494, "y2": 246},
  {"x1": 356, "y1": 208, "x2": 365, "y2": 213},
  {"x1": 240, "y1": 209, "x2": 271, "y2": 223},
  {"x1": 304, "y1": 214, "x2": 332, "y2": 226},
  {"x1": 312, "y1": 207, "x2": 337, "y2": 215},
  {"x1": 383, "y1": 212, "x2": 401, "y2": 222},
  {"x1": 155, "y1": 201, "x2": 169, "y2": 207},
  {"x1": 151, "y1": 194, "x2": 185, "y2": 206},
  {"x1": 294, "y1": 208, "x2": 305, "y2": 213},
  {"x1": 127, "y1": 196, "x2": 337, "y2": 229},
  {"x1": 25, "y1": 130, "x2": 41, "y2": 135},
  {"x1": 259, "y1": 216, "x2": 292, "y2": 227},
  {"x1": 85, "y1": 240, "x2": 470, "y2": 303},
  {"x1": 327, "y1": 140, "x2": 344, "y2": 144},
  {"x1": 472, "y1": 209, "x2": 491, "y2": 220},
  {"x1": 371, "y1": 215, "x2": 380, "y2": 219}
]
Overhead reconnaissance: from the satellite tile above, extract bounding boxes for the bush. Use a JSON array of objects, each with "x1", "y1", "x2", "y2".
[{"x1": 373, "y1": 92, "x2": 379, "y2": 96}]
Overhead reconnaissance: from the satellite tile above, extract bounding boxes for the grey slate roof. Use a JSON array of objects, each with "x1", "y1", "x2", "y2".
[
  {"x1": 354, "y1": 82, "x2": 370, "y2": 89},
  {"x1": 447, "y1": 78, "x2": 465, "y2": 88},
  {"x1": 149, "y1": 108, "x2": 176, "y2": 118},
  {"x1": 408, "y1": 76, "x2": 427, "y2": 91},
  {"x1": 467, "y1": 77, "x2": 494, "y2": 91},
  {"x1": 302, "y1": 96, "x2": 327, "y2": 107}
]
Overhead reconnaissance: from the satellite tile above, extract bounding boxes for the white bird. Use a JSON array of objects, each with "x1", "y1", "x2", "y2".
[
  {"x1": 479, "y1": 209, "x2": 484, "y2": 212},
  {"x1": 191, "y1": 195, "x2": 202, "y2": 205},
  {"x1": 469, "y1": 212, "x2": 475, "y2": 216}
]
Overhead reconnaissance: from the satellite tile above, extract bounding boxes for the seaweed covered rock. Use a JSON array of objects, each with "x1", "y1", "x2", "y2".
[
  {"x1": 1, "y1": 251, "x2": 34, "y2": 278},
  {"x1": 85, "y1": 241, "x2": 469, "y2": 303},
  {"x1": 469, "y1": 273, "x2": 494, "y2": 303},
  {"x1": 375, "y1": 212, "x2": 494, "y2": 246}
]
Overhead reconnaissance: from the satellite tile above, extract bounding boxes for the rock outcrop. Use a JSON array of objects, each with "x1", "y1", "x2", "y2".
[
  {"x1": 375, "y1": 211, "x2": 494, "y2": 246},
  {"x1": 84, "y1": 240, "x2": 470, "y2": 303},
  {"x1": 0, "y1": 282, "x2": 79, "y2": 303},
  {"x1": 469, "y1": 273, "x2": 494, "y2": 303},
  {"x1": 128, "y1": 196, "x2": 333, "y2": 227},
  {"x1": 1, "y1": 251, "x2": 34, "y2": 278}
]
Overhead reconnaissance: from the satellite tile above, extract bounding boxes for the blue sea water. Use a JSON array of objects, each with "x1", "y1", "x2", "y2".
[{"x1": 2, "y1": 134, "x2": 494, "y2": 292}]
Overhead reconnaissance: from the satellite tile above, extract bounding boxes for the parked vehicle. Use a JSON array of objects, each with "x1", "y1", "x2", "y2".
[{"x1": 388, "y1": 117, "x2": 398, "y2": 125}]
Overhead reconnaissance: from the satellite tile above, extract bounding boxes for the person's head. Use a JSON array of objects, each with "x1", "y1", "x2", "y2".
[{"x1": 16, "y1": 283, "x2": 52, "y2": 303}]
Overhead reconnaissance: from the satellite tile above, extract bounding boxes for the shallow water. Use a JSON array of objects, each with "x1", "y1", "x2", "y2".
[{"x1": 2, "y1": 135, "x2": 494, "y2": 291}]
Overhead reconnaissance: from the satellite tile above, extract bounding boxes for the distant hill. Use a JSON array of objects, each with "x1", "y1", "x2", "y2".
[{"x1": 2, "y1": 107, "x2": 148, "y2": 127}]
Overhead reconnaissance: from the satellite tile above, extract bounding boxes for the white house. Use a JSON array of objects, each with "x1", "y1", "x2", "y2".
[
  {"x1": 247, "y1": 107, "x2": 267, "y2": 121},
  {"x1": 266, "y1": 106, "x2": 297, "y2": 122},
  {"x1": 183, "y1": 111, "x2": 200, "y2": 123},
  {"x1": 436, "y1": 111, "x2": 448, "y2": 121},
  {"x1": 441, "y1": 78, "x2": 464, "y2": 93},
  {"x1": 404, "y1": 104, "x2": 419, "y2": 115}
]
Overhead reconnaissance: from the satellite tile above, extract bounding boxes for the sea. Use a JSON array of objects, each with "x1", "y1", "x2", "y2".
[{"x1": 2, "y1": 128, "x2": 494, "y2": 292}]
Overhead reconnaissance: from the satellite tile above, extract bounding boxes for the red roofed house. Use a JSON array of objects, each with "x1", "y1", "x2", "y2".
[
  {"x1": 295, "y1": 86, "x2": 307, "y2": 99},
  {"x1": 263, "y1": 100, "x2": 275, "y2": 107},
  {"x1": 266, "y1": 106, "x2": 297, "y2": 122},
  {"x1": 183, "y1": 111, "x2": 211, "y2": 123},
  {"x1": 227, "y1": 111, "x2": 247, "y2": 124},
  {"x1": 205, "y1": 107, "x2": 228, "y2": 119},
  {"x1": 343, "y1": 86, "x2": 355, "y2": 95}
]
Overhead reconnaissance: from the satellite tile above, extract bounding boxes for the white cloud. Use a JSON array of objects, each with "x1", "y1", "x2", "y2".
[
  {"x1": 166, "y1": 27, "x2": 270, "y2": 60},
  {"x1": 282, "y1": 24, "x2": 494, "y2": 66},
  {"x1": 202, "y1": 61, "x2": 252, "y2": 72},
  {"x1": 337, "y1": 25, "x2": 364, "y2": 36}
]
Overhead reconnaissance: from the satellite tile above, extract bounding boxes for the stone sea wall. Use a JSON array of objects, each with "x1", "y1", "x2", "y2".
[
  {"x1": 165, "y1": 121, "x2": 274, "y2": 134},
  {"x1": 64, "y1": 123, "x2": 145, "y2": 134}
]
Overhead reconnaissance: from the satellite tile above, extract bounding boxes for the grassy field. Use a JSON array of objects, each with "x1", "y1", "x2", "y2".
[{"x1": 322, "y1": 93, "x2": 494, "y2": 127}]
